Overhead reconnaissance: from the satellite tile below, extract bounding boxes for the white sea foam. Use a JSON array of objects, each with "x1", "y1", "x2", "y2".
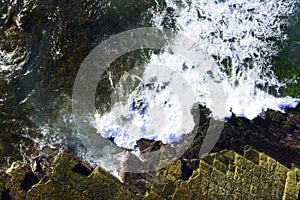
[
  {"x1": 92, "y1": 0, "x2": 300, "y2": 149},
  {"x1": 0, "y1": 0, "x2": 33, "y2": 75},
  {"x1": 92, "y1": 63, "x2": 198, "y2": 149},
  {"x1": 149, "y1": 0, "x2": 300, "y2": 118},
  {"x1": 0, "y1": 48, "x2": 29, "y2": 74}
]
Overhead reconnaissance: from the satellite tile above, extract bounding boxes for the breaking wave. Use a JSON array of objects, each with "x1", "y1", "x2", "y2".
[{"x1": 92, "y1": 0, "x2": 300, "y2": 150}]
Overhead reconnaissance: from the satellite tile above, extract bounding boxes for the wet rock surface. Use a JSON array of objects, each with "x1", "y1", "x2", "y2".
[
  {"x1": 185, "y1": 106, "x2": 300, "y2": 167},
  {"x1": 1, "y1": 1, "x2": 300, "y2": 199},
  {"x1": 0, "y1": 145, "x2": 299, "y2": 199},
  {"x1": 1, "y1": 97, "x2": 300, "y2": 199}
]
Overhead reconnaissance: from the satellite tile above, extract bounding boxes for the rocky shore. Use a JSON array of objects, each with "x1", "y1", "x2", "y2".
[
  {"x1": 0, "y1": 143, "x2": 299, "y2": 199},
  {"x1": 1, "y1": 108, "x2": 300, "y2": 199},
  {"x1": 1, "y1": 1, "x2": 300, "y2": 199}
]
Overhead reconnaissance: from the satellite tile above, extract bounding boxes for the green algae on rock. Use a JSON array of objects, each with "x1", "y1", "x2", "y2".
[
  {"x1": 25, "y1": 152, "x2": 139, "y2": 200},
  {"x1": 146, "y1": 147, "x2": 300, "y2": 199},
  {"x1": 1, "y1": 146, "x2": 299, "y2": 199}
]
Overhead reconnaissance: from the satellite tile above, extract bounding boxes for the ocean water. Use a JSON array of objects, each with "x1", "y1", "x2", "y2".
[
  {"x1": 1, "y1": 0, "x2": 300, "y2": 173},
  {"x1": 92, "y1": 0, "x2": 300, "y2": 150}
]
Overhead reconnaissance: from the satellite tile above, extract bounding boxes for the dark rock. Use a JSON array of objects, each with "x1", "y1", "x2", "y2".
[
  {"x1": 72, "y1": 163, "x2": 92, "y2": 177},
  {"x1": 20, "y1": 172, "x2": 38, "y2": 192},
  {"x1": 137, "y1": 139, "x2": 165, "y2": 153},
  {"x1": 1, "y1": 189, "x2": 12, "y2": 200},
  {"x1": 180, "y1": 159, "x2": 193, "y2": 181},
  {"x1": 184, "y1": 107, "x2": 300, "y2": 168}
]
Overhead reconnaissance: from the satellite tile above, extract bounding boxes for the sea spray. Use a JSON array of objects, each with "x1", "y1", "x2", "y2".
[
  {"x1": 92, "y1": 0, "x2": 300, "y2": 152},
  {"x1": 149, "y1": 0, "x2": 300, "y2": 119}
]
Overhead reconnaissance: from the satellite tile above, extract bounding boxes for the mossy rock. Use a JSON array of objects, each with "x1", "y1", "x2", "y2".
[
  {"x1": 26, "y1": 152, "x2": 138, "y2": 200},
  {"x1": 144, "y1": 190, "x2": 163, "y2": 200},
  {"x1": 164, "y1": 159, "x2": 182, "y2": 182},
  {"x1": 2, "y1": 148, "x2": 300, "y2": 199}
]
